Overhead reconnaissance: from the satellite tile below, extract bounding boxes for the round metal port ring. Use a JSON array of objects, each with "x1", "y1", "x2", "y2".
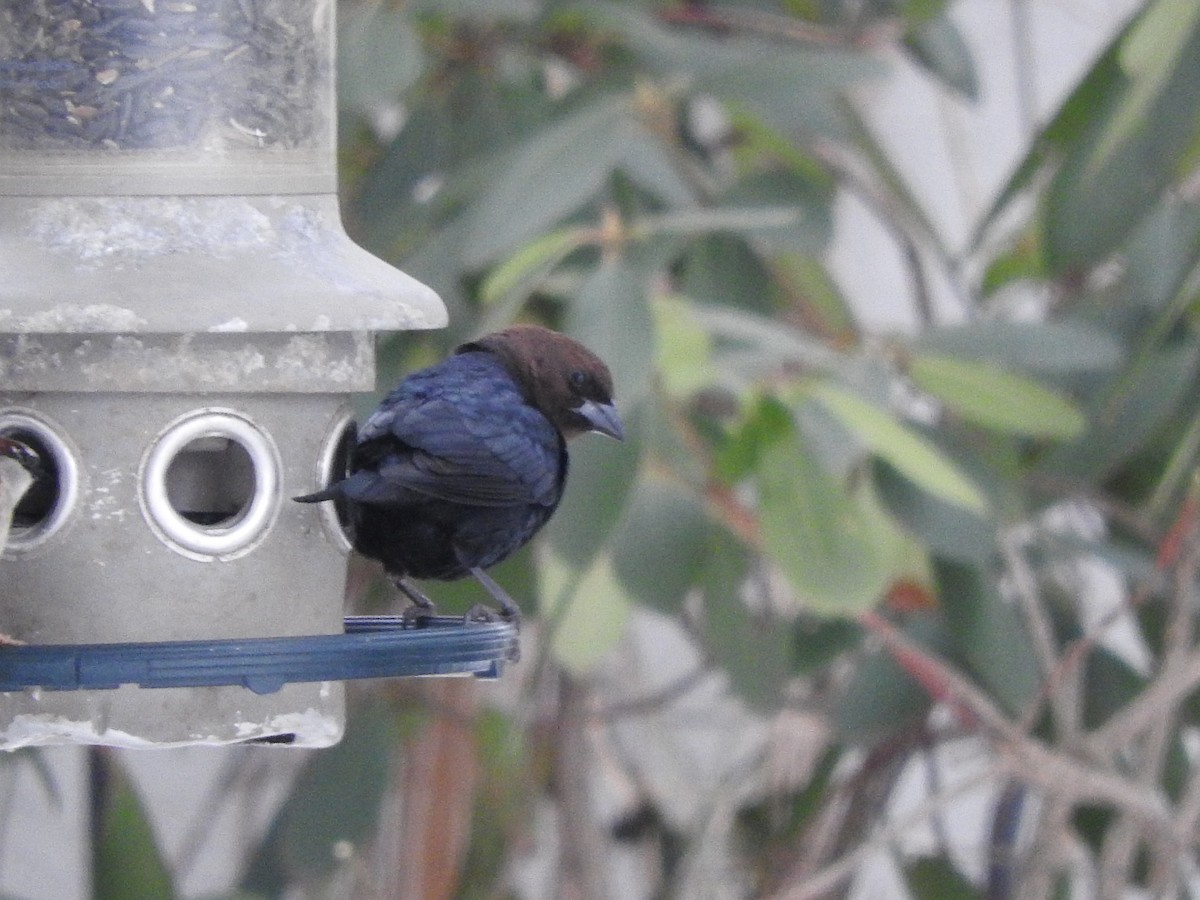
[
  {"x1": 0, "y1": 410, "x2": 79, "y2": 554},
  {"x1": 312, "y1": 408, "x2": 356, "y2": 555},
  {"x1": 141, "y1": 410, "x2": 280, "y2": 560}
]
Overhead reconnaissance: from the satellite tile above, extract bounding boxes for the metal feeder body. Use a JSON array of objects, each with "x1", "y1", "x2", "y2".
[{"x1": 0, "y1": 0, "x2": 446, "y2": 747}]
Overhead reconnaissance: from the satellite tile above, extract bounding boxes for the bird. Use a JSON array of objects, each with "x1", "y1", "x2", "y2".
[
  {"x1": 294, "y1": 325, "x2": 623, "y2": 624},
  {"x1": 0, "y1": 435, "x2": 41, "y2": 477}
]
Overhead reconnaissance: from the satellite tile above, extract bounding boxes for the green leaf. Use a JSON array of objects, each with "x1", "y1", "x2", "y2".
[
  {"x1": 542, "y1": 549, "x2": 633, "y2": 675},
  {"x1": 980, "y1": 235, "x2": 1045, "y2": 295},
  {"x1": 874, "y1": 458, "x2": 997, "y2": 564},
  {"x1": 914, "y1": 321, "x2": 1125, "y2": 374},
  {"x1": 909, "y1": 354, "x2": 1086, "y2": 439},
  {"x1": 1091, "y1": 0, "x2": 1200, "y2": 177},
  {"x1": 611, "y1": 475, "x2": 709, "y2": 613},
  {"x1": 700, "y1": 530, "x2": 794, "y2": 710},
  {"x1": 691, "y1": 50, "x2": 885, "y2": 140},
  {"x1": 93, "y1": 754, "x2": 174, "y2": 900},
  {"x1": 677, "y1": 234, "x2": 776, "y2": 316},
  {"x1": 1043, "y1": 340, "x2": 1200, "y2": 481},
  {"x1": 774, "y1": 254, "x2": 858, "y2": 341},
  {"x1": 1118, "y1": 197, "x2": 1200, "y2": 313},
  {"x1": 545, "y1": 405, "x2": 642, "y2": 570},
  {"x1": 691, "y1": 304, "x2": 849, "y2": 373},
  {"x1": 834, "y1": 612, "x2": 948, "y2": 745},
  {"x1": 652, "y1": 295, "x2": 713, "y2": 398},
  {"x1": 338, "y1": 5, "x2": 424, "y2": 119},
  {"x1": 792, "y1": 616, "x2": 863, "y2": 675},
  {"x1": 1043, "y1": 0, "x2": 1200, "y2": 269},
  {"x1": 904, "y1": 856, "x2": 980, "y2": 899},
  {"x1": 936, "y1": 560, "x2": 1041, "y2": 716},
  {"x1": 462, "y1": 92, "x2": 637, "y2": 267},
  {"x1": 902, "y1": 0, "x2": 952, "y2": 27},
  {"x1": 637, "y1": 207, "x2": 805, "y2": 242},
  {"x1": 904, "y1": 16, "x2": 979, "y2": 101},
  {"x1": 278, "y1": 705, "x2": 398, "y2": 880},
  {"x1": 479, "y1": 227, "x2": 588, "y2": 306},
  {"x1": 616, "y1": 126, "x2": 698, "y2": 207},
  {"x1": 718, "y1": 169, "x2": 834, "y2": 253},
  {"x1": 242, "y1": 703, "x2": 401, "y2": 895},
  {"x1": 807, "y1": 381, "x2": 988, "y2": 513},
  {"x1": 564, "y1": 255, "x2": 657, "y2": 407},
  {"x1": 757, "y1": 417, "x2": 900, "y2": 615},
  {"x1": 715, "y1": 393, "x2": 794, "y2": 483},
  {"x1": 1082, "y1": 648, "x2": 1146, "y2": 730}
]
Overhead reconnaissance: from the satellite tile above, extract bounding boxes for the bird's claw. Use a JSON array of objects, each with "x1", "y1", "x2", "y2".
[
  {"x1": 400, "y1": 602, "x2": 436, "y2": 627},
  {"x1": 463, "y1": 603, "x2": 521, "y2": 628},
  {"x1": 463, "y1": 604, "x2": 521, "y2": 662}
]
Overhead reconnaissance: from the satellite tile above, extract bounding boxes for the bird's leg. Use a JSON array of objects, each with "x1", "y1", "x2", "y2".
[
  {"x1": 465, "y1": 566, "x2": 521, "y2": 627},
  {"x1": 391, "y1": 574, "x2": 437, "y2": 624}
]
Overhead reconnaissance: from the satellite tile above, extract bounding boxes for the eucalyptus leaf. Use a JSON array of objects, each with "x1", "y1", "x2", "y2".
[
  {"x1": 542, "y1": 549, "x2": 633, "y2": 675},
  {"x1": 834, "y1": 612, "x2": 950, "y2": 745},
  {"x1": 909, "y1": 354, "x2": 1087, "y2": 439},
  {"x1": 653, "y1": 295, "x2": 714, "y2": 398},
  {"x1": 1043, "y1": 0, "x2": 1200, "y2": 269},
  {"x1": 1042, "y1": 340, "x2": 1200, "y2": 480},
  {"x1": 545, "y1": 405, "x2": 642, "y2": 570},
  {"x1": 617, "y1": 126, "x2": 698, "y2": 207},
  {"x1": 611, "y1": 475, "x2": 709, "y2": 613},
  {"x1": 720, "y1": 169, "x2": 834, "y2": 253},
  {"x1": 757, "y1": 418, "x2": 900, "y2": 616},
  {"x1": 699, "y1": 529, "x2": 793, "y2": 710},
  {"x1": 692, "y1": 304, "x2": 849, "y2": 373},
  {"x1": 677, "y1": 234, "x2": 776, "y2": 315},
  {"x1": 93, "y1": 755, "x2": 174, "y2": 900},
  {"x1": 914, "y1": 321, "x2": 1124, "y2": 375},
  {"x1": 808, "y1": 380, "x2": 988, "y2": 513},
  {"x1": 462, "y1": 92, "x2": 637, "y2": 267},
  {"x1": 904, "y1": 15, "x2": 979, "y2": 101},
  {"x1": 480, "y1": 227, "x2": 589, "y2": 306},
  {"x1": 563, "y1": 255, "x2": 657, "y2": 406},
  {"x1": 338, "y1": 5, "x2": 424, "y2": 119},
  {"x1": 904, "y1": 856, "x2": 980, "y2": 900},
  {"x1": 874, "y1": 459, "x2": 996, "y2": 564},
  {"x1": 575, "y1": 2, "x2": 883, "y2": 88},
  {"x1": 936, "y1": 560, "x2": 1041, "y2": 716}
]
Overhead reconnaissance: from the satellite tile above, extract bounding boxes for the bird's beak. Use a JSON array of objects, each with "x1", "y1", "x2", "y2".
[{"x1": 577, "y1": 399, "x2": 624, "y2": 441}]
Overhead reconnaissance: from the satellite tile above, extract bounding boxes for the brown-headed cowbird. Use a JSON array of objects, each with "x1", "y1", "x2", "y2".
[{"x1": 295, "y1": 325, "x2": 623, "y2": 622}]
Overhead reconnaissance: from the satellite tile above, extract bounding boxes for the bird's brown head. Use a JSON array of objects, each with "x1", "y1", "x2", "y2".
[{"x1": 459, "y1": 325, "x2": 624, "y2": 441}]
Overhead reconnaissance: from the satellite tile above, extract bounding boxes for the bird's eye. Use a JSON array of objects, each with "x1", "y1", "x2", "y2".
[{"x1": 569, "y1": 370, "x2": 588, "y2": 390}]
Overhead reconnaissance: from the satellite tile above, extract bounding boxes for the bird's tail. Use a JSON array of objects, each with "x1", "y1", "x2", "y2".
[{"x1": 293, "y1": 486, "x2": 339, "y2": 503}]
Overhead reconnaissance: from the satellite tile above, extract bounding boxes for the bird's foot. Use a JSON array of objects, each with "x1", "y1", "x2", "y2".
[
  {"x1": 463, "y1": 602, "x2": 521, "y2": 627},
  {"x1": 468, "y1": 566, "x2": 521, "y2": 625},
  {"x1": 391, "y1": 575, "x2": 437, "y2": 626},
  {"x1": 400, "y1": 603, "x2": 436, "y2": 627},
  {"x1": 463, "y1": 603, "x2": 521, "y2": 663}
]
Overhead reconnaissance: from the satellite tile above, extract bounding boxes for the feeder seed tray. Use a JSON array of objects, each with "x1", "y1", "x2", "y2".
[{"x1": 0, "y1": 616, "x2": 518, "y2": 696}]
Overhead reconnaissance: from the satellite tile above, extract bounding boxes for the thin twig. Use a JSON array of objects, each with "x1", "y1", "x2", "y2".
[
  {"x1": 1099, "y1": 520, "x2": 1200, "y2": 897},
  {"x1": 594, "y1": 662, "x2": 713, "y2": 720},
  {"x1": 859, "y1": 612, "x2": 1176, "y2": 837},
  {"x1": 1000, "y1": 530, "x2": 1078, "y2": 740},
  {"x1": 766, "y1": 763, "x2": 996, "y2": 900},
  {"x1": 1016, "y1": 794, "x2": 1074, "y2": 900},
  {"x1": 1088, "y1": 648, "x2": 1200, "y2": 756}
]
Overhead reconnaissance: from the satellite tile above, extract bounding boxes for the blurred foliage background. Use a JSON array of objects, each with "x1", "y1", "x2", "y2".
[{"x1": 75, "y1": 0, "x2": 1200, "y2": 897}]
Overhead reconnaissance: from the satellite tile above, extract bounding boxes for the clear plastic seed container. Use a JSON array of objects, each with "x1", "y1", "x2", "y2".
[{"x1": 0, "y1": 0, "x2": 334, "y2": 195}]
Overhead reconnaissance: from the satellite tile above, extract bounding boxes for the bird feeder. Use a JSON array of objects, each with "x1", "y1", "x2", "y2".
[{"x1": 0, "y1": 0, "x2": 510, "y2": 749}]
